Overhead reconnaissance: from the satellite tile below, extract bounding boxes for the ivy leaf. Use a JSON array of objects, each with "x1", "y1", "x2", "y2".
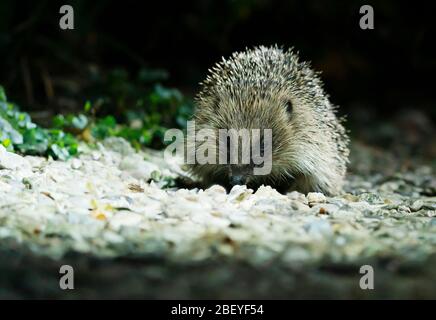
[
  {"x1": 50, "y1": 144, "x2": 70, "y2": 161},
  {"x1": 71, "y1": 114, "x2": 88, "y2": 130},
  {"x1": 84, "y1": 101, "x2": 92, "y2": 113},
  {"x1": 0, "y1": 86, "x2": 6, "y2": 102}
]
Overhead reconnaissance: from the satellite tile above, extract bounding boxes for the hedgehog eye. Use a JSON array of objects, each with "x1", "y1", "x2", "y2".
[{"x1": 285, "y1": 100, "x2": 293, "y2": 114}]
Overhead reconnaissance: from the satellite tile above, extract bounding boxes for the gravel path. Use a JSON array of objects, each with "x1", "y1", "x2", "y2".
[{"x1": 0, "y1": 138, "x2": 435, "y2": 298}]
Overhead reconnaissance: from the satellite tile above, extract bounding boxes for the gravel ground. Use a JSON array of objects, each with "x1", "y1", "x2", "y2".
[{"x1": 0, "y1": 137, "x2": 435, "y2": 299}]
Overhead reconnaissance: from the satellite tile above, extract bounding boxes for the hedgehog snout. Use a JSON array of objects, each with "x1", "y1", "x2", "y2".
[
  {"x1": 228, "y1": 165, "x2": 252, "y2": 186},
  {"x1": 230, "y1": 175, "x2": 246, "y2": 186}
]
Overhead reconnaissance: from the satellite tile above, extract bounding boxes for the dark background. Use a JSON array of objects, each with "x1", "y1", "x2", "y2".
[{"x1": 0, "y1": 0, "x2": 435, "y2": 158}]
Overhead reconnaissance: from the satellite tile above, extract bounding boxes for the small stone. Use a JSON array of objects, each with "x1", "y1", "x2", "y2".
[
  {"x1": 228, "y1": 185, "x2": 253, "y2": 203},
  {"x1": 91, "y1": 151, "x2": 101, "y2": 160},
  {"x1": 119, "y1": 154, "x2": 158, "y2": 180},
  {"x1": 304, "y1": 219, "x2": 333, "y2": 238},
  {"x1": 0, "y1": 145, "x2": 32, "y2": 174},
  {"x1": 109, "y1": 212, "x2": 143, "y2": 231},
  {"x1": 287, "y1": 191, "x2": 308, "y2": 204},
  {"x1": 312, "y1": 203, "x2": 339, "y2": 215},
  {"x1": 128, "y1": 183, "x2": 144, "y2": 193},
  {"x1": 342, "y1": 194, "x2": 359, "y2": 202},
  {"x1": 204, "y1": 185, "x2": 227, "y2": 203},
  {"x1": 206, "y1": 184, "x2": 227, "y2": 194},
  {"x1": 359, "y1": 192, "x2": 384, "y2": 204},
  {"x1": 102, "y1": 137, "x2": 135, "y2": 156},
  {"x1": 291, "y1": 200, "x2": 310, "y2": 212},
  {"x1": 307, "y1": 192, "x2": 326, "y2": 206},
  {"x1": 398, "y1": 205, "x2": 411, "y2": 213},
  {"x1": 410, "y1": 199, "x2": 424, "y2": 212},
  {"x1": 71, "y1": 158, "x2": 82, "y2": 169}
]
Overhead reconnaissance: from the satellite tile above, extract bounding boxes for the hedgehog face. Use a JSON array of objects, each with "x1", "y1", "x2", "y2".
[
  {"x1": 209, "y1": 91, "x2": 295, "y2": 190},
  {"x1": 223, "y1": 130, "x2": 268, "y2": 188}
]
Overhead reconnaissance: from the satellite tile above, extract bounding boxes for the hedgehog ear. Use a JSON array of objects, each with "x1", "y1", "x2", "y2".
[{"x1": 285, "y1": 100, "x2": 293, "y2": 114}]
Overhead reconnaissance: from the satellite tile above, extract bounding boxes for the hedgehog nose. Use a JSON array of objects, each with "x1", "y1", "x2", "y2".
[{"x1": 230, "y1": 175, "x2": 246, "y2": 186}]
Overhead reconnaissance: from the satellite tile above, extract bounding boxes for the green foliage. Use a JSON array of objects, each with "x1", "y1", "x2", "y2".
[
  {"x1": 86, "y1": 68, "x2": 193, "y2": 125},
  {"x1": 0, "y1": 67, "x2": 194, "y2": 159},
  {"x1": 0, "y1": 86, "x2": 79, "y2": 160},
  {"x1": 79, "y1": 68, "x2": 194, "y2": 148},
  {"x1": 53, "y1": 114, "x2": 88, "y2": 131}
]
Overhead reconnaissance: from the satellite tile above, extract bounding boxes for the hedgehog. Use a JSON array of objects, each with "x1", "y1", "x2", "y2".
[{"x1": 188, "y1": 46, "x2": 349, "y2": 195}]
